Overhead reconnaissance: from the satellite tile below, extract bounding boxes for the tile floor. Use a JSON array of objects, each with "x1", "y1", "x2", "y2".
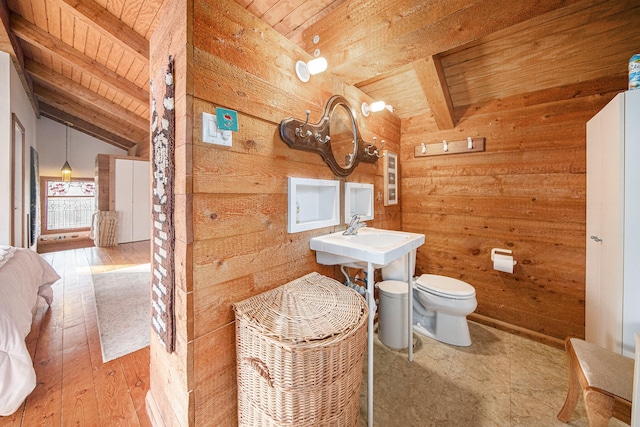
[{"x1": 358, "y1": 321, "x2": 628, "y2": 426}]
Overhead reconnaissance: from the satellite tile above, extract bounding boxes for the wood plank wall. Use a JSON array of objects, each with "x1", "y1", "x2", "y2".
[
  {"x1": 146, "y1": 0, "x2": 192, "y2": 426},
  {"x1": 149, "y1": 0, "x2": 400, "y2": 425},
  {"x1": 148, "y1": 1, "x2": 633, "y2": 424},
  {"x1": 400, "y1": 78, "x2": 626, "y2": 346}
]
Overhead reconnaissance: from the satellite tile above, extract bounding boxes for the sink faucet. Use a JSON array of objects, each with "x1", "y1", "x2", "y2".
[{"x1": 343, "y1": 213, "x2": 367, "y2": 235}]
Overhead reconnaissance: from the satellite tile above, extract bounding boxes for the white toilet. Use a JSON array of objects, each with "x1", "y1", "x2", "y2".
[{"x1": 381, "y1": 252, "x2": 478, "y2": 347}]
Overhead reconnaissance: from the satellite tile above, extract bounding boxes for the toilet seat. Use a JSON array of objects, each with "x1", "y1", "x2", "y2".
[{"x1": 415, "y1": 274, "x2": 476, "y2": 299}]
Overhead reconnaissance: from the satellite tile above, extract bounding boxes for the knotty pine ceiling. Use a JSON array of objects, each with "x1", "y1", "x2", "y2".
[{"x1": 1, "y1": 0, "x2": 639, "y2": 151}]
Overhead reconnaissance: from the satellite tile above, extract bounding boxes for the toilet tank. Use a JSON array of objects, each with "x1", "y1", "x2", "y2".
[{"x1": 381, "y1": 249, "x2": 417, "y2": 281}]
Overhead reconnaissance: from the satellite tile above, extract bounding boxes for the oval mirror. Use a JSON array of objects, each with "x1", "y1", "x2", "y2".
[
  {"x1": 279, "y1": 95, "x2": 379, "y2": 176},
  {"x1": 329, "y1": 103, "x2": 357, "y2": 170}
]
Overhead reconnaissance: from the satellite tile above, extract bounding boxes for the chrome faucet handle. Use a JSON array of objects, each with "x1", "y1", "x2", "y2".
[{"x1": 343, "y1": 213, "x2": 365, "y2": 235}]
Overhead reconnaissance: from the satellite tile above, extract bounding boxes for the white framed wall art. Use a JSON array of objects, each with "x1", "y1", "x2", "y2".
[{"x1": 384, "y1": 150, "x2": 397, "y2": 206}]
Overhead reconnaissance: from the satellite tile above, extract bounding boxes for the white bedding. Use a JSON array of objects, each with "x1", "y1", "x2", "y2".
[{"x1": 0, "y1": 246, "x2": 60, "y2": 416}]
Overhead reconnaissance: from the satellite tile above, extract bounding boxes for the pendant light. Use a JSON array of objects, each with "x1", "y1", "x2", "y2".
[{"x1": 61, "y1": 124, "x2": 72, "y2": 182}]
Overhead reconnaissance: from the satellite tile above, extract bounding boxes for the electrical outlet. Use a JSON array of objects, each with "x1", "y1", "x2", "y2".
[{"x1": 202, "y1": 112, "x2": 232, "y2": 146}]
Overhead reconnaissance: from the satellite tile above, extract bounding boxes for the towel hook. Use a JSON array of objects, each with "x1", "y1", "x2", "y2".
[
  {"x1": 365, "y1": 137, "x2": 377, "y2": 156},
  {"x1": 375, "y1": 139, "x2": 386, "y2": 158},
  {"x1": 365, "y1": 137, "x2": 385, "y2": 157},
  {"x1": 315, "y1": 133, "x2": 330, "y2": 144},
  {"x1": 295, "y1": 110, "x2": 312, "y2": 138}
]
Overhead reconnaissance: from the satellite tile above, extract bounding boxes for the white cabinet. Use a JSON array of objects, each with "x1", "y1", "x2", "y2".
[
  {"x1": 586, "y1": 90, "x2": 640, "y2": 358},
  {"x1": 115, "y1": 159, "x2": 150, "y2": 244}
]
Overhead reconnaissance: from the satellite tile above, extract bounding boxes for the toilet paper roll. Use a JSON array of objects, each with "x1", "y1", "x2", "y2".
[{"x1": 493, "y1": 253, "x2": 514, "y2": 273}]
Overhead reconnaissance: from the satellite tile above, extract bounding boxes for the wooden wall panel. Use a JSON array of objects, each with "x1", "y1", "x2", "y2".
[
  {"x1": 147, "y1": 0, "x2": 193, "y2": 426},
  {"x1": 95, "y1": 153, "x2": 110, "y2": 211},
  {"x1": 400, "y1": 83, "x2": 621, "y2": 346},
  {"x1": 187, "y1": 1, "x2": 401, "y2": 426},
  {"x1": 193, "y1": 323, "x2": 237, "y2": 426}
]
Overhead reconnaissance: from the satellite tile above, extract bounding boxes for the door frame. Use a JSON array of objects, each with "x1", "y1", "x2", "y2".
[{"x1": 10, "y1": 113, "x2": 26, "y2": 247}]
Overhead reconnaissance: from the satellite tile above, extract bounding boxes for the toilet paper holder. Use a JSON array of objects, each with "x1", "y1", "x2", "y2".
[{"x1": 491, "y1": 248, "x2": 517, "y2": 266}]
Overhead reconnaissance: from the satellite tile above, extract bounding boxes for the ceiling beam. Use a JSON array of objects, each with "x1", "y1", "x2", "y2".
[
  {"x1": 39, "y1": 102, "x2": 136, "y2": 151},
  {"x1": 300, "y1": 0, "x2": 582, "y2": 85},
  {"x1": 53, "y1": 0, "x2": 149, "y2": 64},
  {"x1": 0, "y1": 0, "x2": 38, "y2": 114},
  {"x1": 33, "y1": 83, "x2": 148, "y2": 144},
  {"x1": 26, "y1": 58, "x2": 149, "y2": 131},
  {"x1": 414, "y1": 56, "x2": 455, "y2": 129},
  {"x1": 11, "y1": 13, "x2": 149, "y2": 106}
]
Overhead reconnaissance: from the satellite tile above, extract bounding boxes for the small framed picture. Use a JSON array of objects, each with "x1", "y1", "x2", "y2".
[
  {"x1": 384, "y1": 150, "x2": 398, "y2": 206},
  {"x1": 388, "y1": 172, "x2": 396, "y2": 185}
]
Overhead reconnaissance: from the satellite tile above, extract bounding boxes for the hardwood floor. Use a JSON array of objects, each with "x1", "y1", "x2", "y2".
[{"x1": 0, "y1": 241, "x2": 151, "y2": 427}]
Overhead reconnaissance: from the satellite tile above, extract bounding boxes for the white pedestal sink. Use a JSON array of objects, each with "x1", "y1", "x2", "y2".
[{"x1": 310, "y1": 227, "x2": 425, "y2": 427}]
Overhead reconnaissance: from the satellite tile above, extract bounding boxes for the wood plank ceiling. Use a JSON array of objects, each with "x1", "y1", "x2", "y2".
[
  {"x1": 1, "y1": 0, "x2": 164, "y2": 150},
  {"x1": 1, "y1": 0, "x2": 639, "y2": 151}
]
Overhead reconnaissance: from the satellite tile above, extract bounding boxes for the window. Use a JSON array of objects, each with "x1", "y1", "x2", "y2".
[{"x1": 41, "y1": 178, "x2": 95, "y2": 233}]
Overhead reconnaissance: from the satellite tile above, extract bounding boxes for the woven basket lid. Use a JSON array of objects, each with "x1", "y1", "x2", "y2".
[{"x1": 233, "y1": 272, "x2": 367, "y2": 344}]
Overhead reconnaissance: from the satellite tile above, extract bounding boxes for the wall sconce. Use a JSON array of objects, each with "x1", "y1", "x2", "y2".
[
  {"x1": 361, "y1": 101, "x2": 387, "y2": 117},
  {"x1": 60, "y1": 124, "x2": 72, "y2": 182},
  {"x1": 295, "y1": 57, "x2": 328, "y2": 82}
]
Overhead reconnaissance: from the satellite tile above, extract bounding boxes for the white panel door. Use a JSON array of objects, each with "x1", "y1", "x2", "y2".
[
  {"x1": 131, "y1": 160, "x2": 150, "y2": 242},
  {"x1": 586, "y1": 93, "x2": 625, "y2": 352},
  {"x1": 115, "y1": 159, "x2": 134, "y2": 244}
]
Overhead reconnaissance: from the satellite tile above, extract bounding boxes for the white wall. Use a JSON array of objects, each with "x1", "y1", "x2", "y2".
[
  {"x1": 10, "y1": 61, "x2": 36, "y2": 154},
  {"x1": 11, "y1": 54, "x2": 37, "y2": 248},
  {"x1": 0, "y1": 51, "x2": 38, "y2": 246},
  {"x1": 0, "y1": 53, "x2": 11, "y2": 245},
  {"x1": 0, "y1": 49, "x2": 127, "y2": 245},
  {"x1": 37, "y1": 116, "x2": 127, "y2": 179}
]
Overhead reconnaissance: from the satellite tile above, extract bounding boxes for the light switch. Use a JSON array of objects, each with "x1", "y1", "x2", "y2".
[{"x1": 202, "y1": 112, "x2": 232, "y2": 146}]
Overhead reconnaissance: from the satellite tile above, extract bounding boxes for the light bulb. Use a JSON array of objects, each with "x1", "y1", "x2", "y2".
[
  {"x1": 361, "y1": 101, "x2": 387, "y2": 117},
  {"x1": 306, "y1": 57, "x2": 327, "y2": 75},
  {"x1": 369, "y1": 101, "x2": 386, "y2": 112},
  {"x1": 295, "y1": 57, "x2": 328, "y2": 82}
]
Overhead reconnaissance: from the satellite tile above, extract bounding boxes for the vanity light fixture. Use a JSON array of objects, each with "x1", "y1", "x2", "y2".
[
  {"x1": 361, "y1": 101, "x2": 387, "y2": 117},
  {"x1": 295, "y1": 57, "x2": 328, "y2": 82}
]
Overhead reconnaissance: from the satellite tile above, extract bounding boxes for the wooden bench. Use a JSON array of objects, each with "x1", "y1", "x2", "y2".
[{"x1": 557, "y1": 337, "x2": 633, "y2": 426}]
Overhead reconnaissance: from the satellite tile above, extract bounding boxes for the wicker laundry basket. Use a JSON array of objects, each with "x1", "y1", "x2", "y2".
[
  {"x1": 91, "y1": 211, "x2": 118, "y2": 247},
  {"x1": 233, "y1": 272, "x2": 369, "y2": 427}
]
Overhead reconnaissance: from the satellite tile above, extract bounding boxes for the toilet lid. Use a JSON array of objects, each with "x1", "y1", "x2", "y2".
[{"x1": 415, "y1": 274, "x2": 476, "y2": 298}]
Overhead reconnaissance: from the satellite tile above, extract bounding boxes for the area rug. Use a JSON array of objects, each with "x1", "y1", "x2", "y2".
[{"x1": 92, "y1": 263, "x2": 151, "y2": 362}]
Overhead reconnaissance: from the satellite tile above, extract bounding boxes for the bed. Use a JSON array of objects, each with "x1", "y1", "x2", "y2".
[{"x1": 0, "y1": 246, "x2": 60, "y2": 416}]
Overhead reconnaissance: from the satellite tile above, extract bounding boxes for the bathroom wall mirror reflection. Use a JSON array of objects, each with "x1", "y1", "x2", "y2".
[
  {"x1": 330, "y1": 104, "x2": 357, "y2": 169},
  {"x1": 279, "y1": 95, "x2": 378, "y2": 177}
]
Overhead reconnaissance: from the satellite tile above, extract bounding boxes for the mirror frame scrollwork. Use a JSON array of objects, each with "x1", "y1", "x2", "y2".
[{"x1": 279, "y1": 95, "x2": 378, "y2": 177}]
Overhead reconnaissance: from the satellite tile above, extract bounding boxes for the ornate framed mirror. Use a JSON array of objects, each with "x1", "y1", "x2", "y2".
[{"x1": 279, "y1": 95, "x2": 378, "y2": 176}]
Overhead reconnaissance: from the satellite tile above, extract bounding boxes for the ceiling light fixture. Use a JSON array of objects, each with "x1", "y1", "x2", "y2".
[
  {"x1": 295, "y1": 57, "x2": 328, "y2": 82},
  {"x1": 61, "y1": 124, "x2": 72, "y2": 182},
  {"x1": 361, "y1": 101, "x2": 387, "y2": 117}
]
